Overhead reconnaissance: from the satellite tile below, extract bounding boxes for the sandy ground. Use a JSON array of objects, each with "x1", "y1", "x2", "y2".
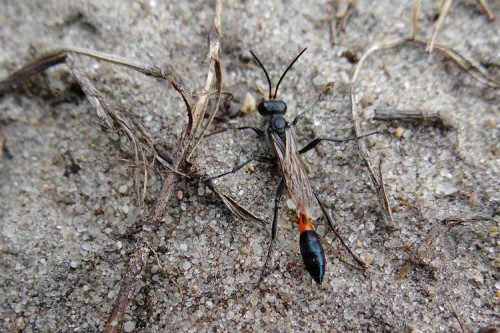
[{"x1": 1, "y1": 0, "x2": 499, "y2": 332}]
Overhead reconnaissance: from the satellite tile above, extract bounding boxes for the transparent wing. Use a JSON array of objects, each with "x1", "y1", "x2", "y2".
[{"x1": 270, "y1": 127, "x2": 314, "y2": 213}]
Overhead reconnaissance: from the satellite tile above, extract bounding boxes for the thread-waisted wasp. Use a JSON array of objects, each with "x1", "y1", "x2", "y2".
[{"x1": 210, "y1": 48, "x2": 373, "y2": 284}]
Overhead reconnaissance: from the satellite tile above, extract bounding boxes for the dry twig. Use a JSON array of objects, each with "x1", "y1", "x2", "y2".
[
  {"x1": 0, "y1": 1, "x2": 223, "y2": 331},
  {"x1": 427, "y1": 0, "x2": 453, "y2": 53},
  {"x1": 105, "y1": 1, "x2": 223, "y2": 331},
  {"x1": 205, "y1": 179, "x2": 266, "y2": 227},
  {"x1": 349, "y1": 12, "x2": 499, "y2": 229},
  {"x1": 373, "y1": 108, "x2": 454, "y2": 129},
  {"x1": 478, "y1": 0, "x2": 495, "y2": 20},
  {"x1": 0, "y1": 47, "x2": 170, "y2": 95},
  {"x1": 349, "y1": 82, "x2": 397, "y2": 230},
  {"x1": 411, "y1": 0, "x2": 420, "y2": 40}
]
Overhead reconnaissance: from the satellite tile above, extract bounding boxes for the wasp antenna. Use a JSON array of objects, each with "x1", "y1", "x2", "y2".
[
  {"x1": 250, "y1": 50, "x2": 273, "y2": 100},
  {"x1": 274, "y1": 47, "x2": 307, "y2": 100}
]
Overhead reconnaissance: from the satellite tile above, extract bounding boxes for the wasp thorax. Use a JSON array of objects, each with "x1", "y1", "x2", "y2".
[
  {"x1": 257, "y1": 100, "x2": 287, "y2": 116},
  {"x1": 271, "y1": 116, "x2": 286, "y2": 132}
]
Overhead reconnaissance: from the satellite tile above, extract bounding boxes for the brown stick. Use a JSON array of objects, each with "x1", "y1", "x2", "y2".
[
  {"x1": 427, "y1": 0, "x2": 452, "y2": 53},
  {"x1": 349, "y1": 83, "x2": 397, "y2": 230},
  {"x1": 103, "y1": 0, "x2": 222, "y2": 331},
  {"x1": 411, "y1": 0, "x2": 420, "y2": 40},
  {"x1": 348, "y1": 30, "x2": 498, "y2": 231},
  {"x1": 478, "y1": 0, "x2": 495, "y2": 21},
  {"x1": 0, "y1": 48, "x2": 171, "y2": 96},
  {"x1": 0, "y1": 1, "x2": 222, "y2": 330},
  {"x1": 373, "y1": 108, "x2": 454, "y2": 129},
  {"x1": 104, "y1": 147, "x2": 187, "y2": 332}
]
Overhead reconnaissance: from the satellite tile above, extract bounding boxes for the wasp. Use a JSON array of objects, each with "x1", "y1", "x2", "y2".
[{"x1": 211, "y1": 48, "x2": 370, "y2": 284}]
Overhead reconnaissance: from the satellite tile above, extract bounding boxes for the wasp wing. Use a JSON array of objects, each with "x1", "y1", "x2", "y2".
[{"x1": 270, "y1": 127, "x2": 314, "y2": 213}]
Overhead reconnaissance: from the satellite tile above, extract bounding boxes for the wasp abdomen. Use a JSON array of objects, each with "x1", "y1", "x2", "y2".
[{"x1": 299, "y1": 230, "x2": 326, "y2": 284}]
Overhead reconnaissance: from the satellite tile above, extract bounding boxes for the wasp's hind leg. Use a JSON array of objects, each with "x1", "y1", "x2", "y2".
[
  {"x1": 312, "y1": 188, "x2": 366, "y2": 269},
  {"x1": 206, "y1": 126, "x2": 265, "y2": 138},
  {"x1": 299, "y1": 131, "x2": 377, "y2": 154},
  {"x1": 258, "y1": 178, "x2": 285, "y2": 284},
  {"x1": 207, "y1": 155, "x2": 275, "y2": 181}
]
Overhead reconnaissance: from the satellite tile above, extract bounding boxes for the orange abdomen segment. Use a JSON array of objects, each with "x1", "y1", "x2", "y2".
[{"x1": 299, "y1": 212, "x2": 314, "y2": 233}]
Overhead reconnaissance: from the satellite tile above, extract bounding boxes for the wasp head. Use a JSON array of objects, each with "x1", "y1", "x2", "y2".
[
  {"x1": 249, "y1": 48, "x2": 307, "y2": 116},
  {"x1": 257, "y1": 100, "x2": 287, "y2": 116}
]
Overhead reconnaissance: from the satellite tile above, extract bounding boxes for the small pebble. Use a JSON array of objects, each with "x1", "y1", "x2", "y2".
[
  {"x1": 252, "y1": 242, "x2": 263, "y2": 256},
  {"x1": 360, "y1": 251, "x2": 374, "y2": 265},
  {"x1": 176, "y1": 190, "x2": 184, "y2": 200},
  {"x1": 468, "y1": 269, "x2": 484, "y2": 286},
  {"x1": 157, "y1": 229, "x2": 166, "y2": 238},
  {"x1": 123, "y1": 321, "x2": 136, "y2": 332},
  {"x1": 121, "y1": 205, "x2": 129, "y2": 214},
  {"x1": 485, "y1": 119, "x2": 494, "y2": 129},
  {"x1": 179, "y1": 243, "x2": 188, "y2": 251},
  {"x1": 312, "y1": 73, "x2": 327, "y2": 87},
  {"x1": 239, "y1": 245, "x2": 251, "y2": 255},
  {"x1": 198, "y1": 186, "x2": 205, "y2": 196},
  {"x1": 182, "y1": 261, "x2": 192, "y2": 271},
  {"x1": 239, "y1": 92, "x2": 256, "y2": 114},
  {"x1": 116, "y1": 241, "x2": 123, "y2": 250},
  {"x1": 339, "y1": 71, "x2": 349, "y2": 85},
  {"x1": 361, "y1": 94, "x2": 374, "y2": 107},
  {"x1": 104, "y1": 206, "x2": 115, "y2": 218},
  {"x1": 402, "y1": 128, "x2": 413, "y2": 139},
  {"x1": 435, "y1": 183, "x2": 459, "y2": 196},
  {"x1": 394, "y1": 127, "x2": 404, "y2": 138},
  {"x1": 286, "y1": 199, "x2": 296, "y2": 210},
  {"x1": 107, "y1": 290, "x2": 116, "y2": 299},
  {"x1": 15, "y1": 317, "x2": 26, "y2": 330},
  {"x1": 119, "y1": 185, "x2": 128, "y2": 194}
]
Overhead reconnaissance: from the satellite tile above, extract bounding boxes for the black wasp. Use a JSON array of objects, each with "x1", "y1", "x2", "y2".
[{"x1": 211, "y1": 48, "x2": 369, "y2": 284}]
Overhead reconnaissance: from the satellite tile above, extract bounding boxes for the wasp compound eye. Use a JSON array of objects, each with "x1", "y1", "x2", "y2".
[{"x1": 257, "y1": 100, "x2": 287, "y2": 116}]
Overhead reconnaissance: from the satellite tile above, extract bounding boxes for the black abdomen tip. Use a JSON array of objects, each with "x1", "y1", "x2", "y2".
[{"x1": 299, "y1": 230, "x2": 326, "y2": 284}]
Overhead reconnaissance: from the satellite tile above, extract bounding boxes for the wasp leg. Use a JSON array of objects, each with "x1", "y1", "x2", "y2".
[
  {"x1": 291, "y1": 115, "x2": 301, "y2": 126},
  {"x1": 207, "y1": 126, "x2": 265, "y2": 138},
  {"x1": 208, "y1": 155, "x2": 275, "y2": 181},
  {"x1": 299, "y1": 131, "x2": 378, "y2": 154},
  {"x1": 312, "y1": 187, "x2": 366, "y2": 269},
  {"x1": 236, "y1": 126, "x2": 265, "y2": 137},
  {"x1": 258, "y1": 177, "x2": 286, "y2": 284}
]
